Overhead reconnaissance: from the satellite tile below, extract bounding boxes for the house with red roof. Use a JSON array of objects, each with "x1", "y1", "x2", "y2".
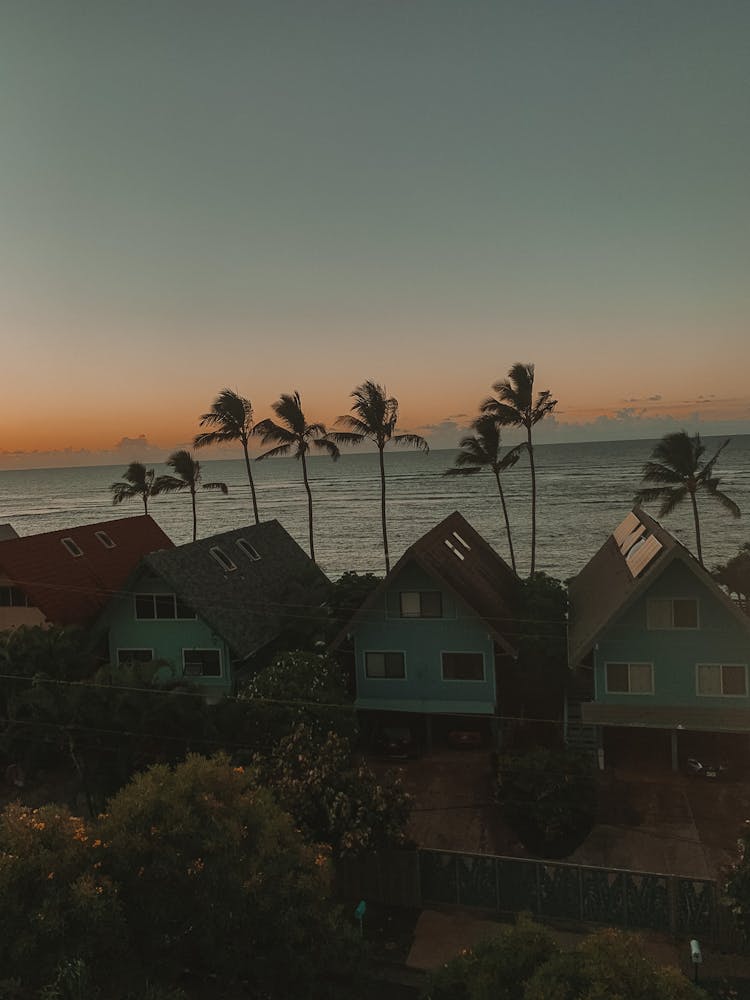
[{"x1": 0, "y1": 516, "x2": 173, "y2": 632}]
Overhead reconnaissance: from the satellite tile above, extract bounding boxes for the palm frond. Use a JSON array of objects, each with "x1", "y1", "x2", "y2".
[
  {"x1": 272, "y1": 392, "x2": 307, "y2": 435},
  {"x1": 202, "y1": 481, "x2": 229, "y2": 494},
  {"x1": 110, "y1": 483, "x2": 136, "y2": 505},
  {"x1": 639, "y1": 461, "x2": 686, "y2": 486},
  {"x1": 193, "y1": 430, "x2": 226, "y2": 448},
  {"x1": 704, "y1": 477, "x2": 741, "y2": 518},
  {"x1": 314, "y1": 438, "x2": 341, "y2": 461},
  {"x1": 480, "y1": 398, "x2": 522, "y2": 427},
  {"x1": 152, "y1": 475, "x2": 188, "y2": 495},
  {"x1": 334, "y1": 414, "x2": 371, "y2": 437},
  {"x1": 443, "y1": 466, "x2": 482, "y2": 477},
  {"x1": 657, "y1": 485, "x2": 689, "y2": 517},
  {"x1": 393, "y1": 433, "x2": 429, "y2": 453},
  {"x1": 256, "y1": 442, "x2": 293, "y2": 461},
  {"x1": 328, "y1": 430, "x2": 366, "y2": 446},
  {"x1": 633, "y1": 485, "x2": 676, "y2": 506},
  {"x1": 254, "y1": 418, "x2": 298, "y2": 447},
  {"x1": 498, "y1": 444, "x2": 523, "y2": 470}
]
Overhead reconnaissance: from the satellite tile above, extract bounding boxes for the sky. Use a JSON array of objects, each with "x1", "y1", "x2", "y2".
[{"x1": 1, "y1": 1, "x2": 749, "y2": 469}]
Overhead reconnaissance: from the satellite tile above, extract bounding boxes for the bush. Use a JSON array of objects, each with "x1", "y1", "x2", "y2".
[{"x1": 496, "y1": 746, "x2": 597, "y2": 857}]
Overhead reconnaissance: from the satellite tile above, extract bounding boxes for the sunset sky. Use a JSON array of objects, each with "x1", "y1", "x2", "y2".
[{"x1": 2, "y1": 1, "x2": 749, "y2": 469}]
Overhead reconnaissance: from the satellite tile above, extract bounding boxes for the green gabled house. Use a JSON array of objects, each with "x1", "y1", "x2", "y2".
[
  {"x1": 98, "y1": 520, "x2": 330, "y2": 698},
  {"x1": 331, "y1": 511, "x2": 521, "y2": 747},
  {"x1": 567, "y1": 507, "x2": 750, "y2": 770}
]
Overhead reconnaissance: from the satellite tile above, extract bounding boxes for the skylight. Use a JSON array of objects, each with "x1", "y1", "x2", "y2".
[
  {"x1": 237, "y1": 539, "x2": 261, "y2": 561},
  {"x1": 61, "y1": 537, "x2": 83, "y2": 557},
  {"x1": 209, "y1": 546, "x2": 237, "y2": 572},
  {"x1": 444, "y1": 538, "x2": 465, "y2": 561},
  {"x1": 452, "y1": 531, "x2": 471, "y2": 551},
  {"x1": 95, "y1": 530, "x2": 116, "y2": 549}
]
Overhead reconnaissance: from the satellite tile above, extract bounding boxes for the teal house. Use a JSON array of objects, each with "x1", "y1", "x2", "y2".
[
  {"x1": 567, "y1": 507, "x2": 750, "y2": 770},
  {"x1": 333, "y1": 512, "x2": 520, "y2": 746},
  {"x1": 98, "y1": 520, "x2": 329, "y2": 698}
]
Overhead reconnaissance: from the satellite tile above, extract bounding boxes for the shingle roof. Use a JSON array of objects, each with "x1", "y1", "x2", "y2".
[
  {"x1": 331, "y1": 511, "x2": 520, "y2": 653},
  {"x1": 0, "y1": 516, "x2": 173, "y2": 626},
  {"x1": 142, "y1": 519, "x2": 330, "y2": 659},
  {"x1": 568, "y1": 506, "x2": 750, "y2": 666}
]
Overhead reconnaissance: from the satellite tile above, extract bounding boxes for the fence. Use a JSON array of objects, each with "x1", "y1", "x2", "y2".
[{"x1": 336, "y1": 847, "x2": 733, "y2": 946}]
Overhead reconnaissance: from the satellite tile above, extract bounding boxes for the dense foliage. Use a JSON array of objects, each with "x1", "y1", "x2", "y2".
[
  {"x1": 496, "y1": 746, "x2": 597, "y2": 858},
  {"x1": 714, "y1": 542, "x2": 750, "y2": 613}
]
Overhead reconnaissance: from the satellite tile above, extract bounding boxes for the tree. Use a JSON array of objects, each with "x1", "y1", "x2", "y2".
[
  {"x1": 634, "y1": 431, "x2": 740, "y2": 566},
  {"x1": 482, "y1": 363, "x2": 557, "y2": 578},
  {"x1": 193, "y1": 388, "x2": 261, "y2": 524},
  {"x1": 445, "y1": 414, "x2": 522, "y2": 573},
  {"x1": 153, "y1": 449, "x2": 228, "y2": 542},
  {"x1": 109, "y1": 461, "x2": 158, "y2": 515},
  {"x1": 714, "y1": 543, "x2": 750, "y2": 612},
  {"x1": 332, "y1": 380, "x2": 428, "y2": 572},
  {"x1": 255, "y1": 391, "x2": 340, "y2": 563}
]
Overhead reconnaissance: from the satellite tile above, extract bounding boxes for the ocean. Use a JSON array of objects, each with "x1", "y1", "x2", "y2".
[{"x1": 0, "y1": 437, "x2": 748, "y2": 581}]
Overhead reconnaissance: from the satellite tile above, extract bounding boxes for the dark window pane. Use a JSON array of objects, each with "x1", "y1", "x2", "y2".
[
  {"x1": 420, "y1": 592, "x2": 442, "y2": 618},
  {"x1": 442, "y1": 652, "x2": 484, "y2": 681},
  {"x1": 184, "y1": 649, "x2": 221, "y2": 677},
  {"x1": 117, "y1": 649, "x2": 153, "y2": 664},
  {"x1": 673, "y1": 599, "x2": 698, "y2": 628},
  {"x1": 723, "y1": 665, "x2": 747, "y2": 696},
  {"x1": 606, "y1": 663, "x2": 630, "y2": 693},
  {"x1": 155, "y1": 595, "x2": 176, "y2": 619},
  {"x1": 0, "y1": 587, "x2": 10, "y2": 606},
  {"x1": 10, "y1": 587, "x2": 28, "y2": 607},
  {"x1": 385, "y1": 652, "x2": 405, "y2": 678},
  {"x1": 175, "y1": 598, "x2": 196, "y2": 619},
  {"x1": 365, "y1": 653, "x2": 385, "y2": 677},
  {"x1": 135, "y1": 594, "x2": 155, "y2": 619}
]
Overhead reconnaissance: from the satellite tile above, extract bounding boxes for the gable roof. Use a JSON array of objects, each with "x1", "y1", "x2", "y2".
[
  {"x1": 568, "y1": 506, "x2": 750, "y2": 666},
  {"x1": 141, "y1": 519, "x2": 330, "y2": 659},
  {"x1": 0, "y1": 525, "x2": 18, "y2": 541},
  {"x1": 0, "y1": 516, "x2": 173, "y2": 626},
  {"x1": 331, "y1": 511, "x2": 520, "y2": 654}
]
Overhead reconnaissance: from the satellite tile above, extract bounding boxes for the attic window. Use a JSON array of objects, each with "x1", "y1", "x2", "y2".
[
  {"x1": 95, "y1": 530, "x2": 116, "y2": 549},
  {"x1": 236, "y1": 539, "x2": 261, "y2": 561},
  {"x1": 61, "y1": 537, "x2": 83, "y2": 558},
  {"x1": 444, "y1": 538, "x2": 465, "y2": 561},
  {"x1": 210, "y1": 547, "x2": 237, "y2": 572},
  {"x1": 452, "y1": 531, "x2": 471, "y2": 551}
]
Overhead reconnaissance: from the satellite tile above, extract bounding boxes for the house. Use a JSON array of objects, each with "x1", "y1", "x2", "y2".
[
  {"x1": 0, "y1": 516, "x2": 173, "y2": 632},
  {"x1": 331, "y1": 511, "x2": 520, "y2": 748},
  {"x1": 97, "y1": 520, "x2": 330, "y2": 697},
  {"x1": 567, "y1": 507, "x2": 750, "y2": 771}
]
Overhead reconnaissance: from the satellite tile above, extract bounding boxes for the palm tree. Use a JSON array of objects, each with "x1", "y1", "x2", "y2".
[
  {"x1": 255, "y1": 391, "x2": 340, "y2": 563},
  {"x1": 109, "y1": 462, "x2": 158, "y2": 515},
  {"x1": 331, "y1": 380, "x2": 428, "y2": 573},
  {"x1": 634, "y1": 431, "x2": 740, "y2": 566},
  {"x1": 153, "y1": 450, "x2": 228, "y2": 542},
  {"x1": 444, "y1": 415, "x2": 522, "y2": 574},
  {"x1": 482, "y1": 363, "x2": 557, "y2": 576},
  {"x1": 194, "y1": 388, "x2": 260, "y2": 524}
]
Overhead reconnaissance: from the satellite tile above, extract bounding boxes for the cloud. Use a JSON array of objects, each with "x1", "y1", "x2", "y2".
[{"x1": 623, "y1": 393, "x2": 662, "y2": 403}]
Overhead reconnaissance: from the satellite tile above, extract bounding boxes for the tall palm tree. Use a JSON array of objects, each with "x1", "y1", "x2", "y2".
[
  {"x1": 109, "y1": 462, "x2": 157, "y2": 515},
  {"x1": 153, "y1": 450, "x2": 228, "y2": 542},
  {"x1": 194, "y1": 388, "x2": 261, "y2": 524},
  {"x1": 634, "y1": 431, "x2": 740, "y2": 566},
  {"x1": 482, "y1": 362, "x2": 557, "y2": 577},
  {"x1": 444, "y1": 415, "x2": 522, "y2": 574},
  {"x1": 331, "y1": 380, "x2": 428, "y2": 573},
  {"x1": 255, "y1": 391, "x2": 340, "y2": 563}
]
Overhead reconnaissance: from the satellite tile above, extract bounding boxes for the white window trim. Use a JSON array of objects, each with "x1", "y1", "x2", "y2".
[
  {"x1": 604, "y1": 661, "x2": 655, "y2": 695},
  {"x1": 134, "y1": 594, "x2": 196, "y2": 621},
  {"x1": 441, "y1": 650, "x2": 486, "y2": 683},
  {"x1": 646, "y1": 597, "x2": 699, "y2": 630},
  {"x1": 363, "y1": 650, "x2": 407, "y2": 680},
  {"x1": 182, "y1": 647, "x2": 223, "y2": 679},
  {"x1": 236, "y1": 539, "x2": 261, "y2": 561},
  {"x1": 695, "y1": 662, "x2": 748, "y2": 698},
  {"x1": 116, "y1": 648, "x2": 154, "y2": 663},
  {"x1": 209, "y1": 546, "x2": 237, "y2": 572}
]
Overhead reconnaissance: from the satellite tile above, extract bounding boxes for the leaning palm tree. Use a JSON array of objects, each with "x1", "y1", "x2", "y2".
[
  {"x1": 634, "y1": 431, "x2": 740, "y2": 566},
  {"x1": 153, "y1": 450, "x2": 228, "y2": 542},
  {"x1": 444, "y1": 415, "x2": 522, "y2": 574},
  {"x1": 482, "y1": 363, "x2": 557, "y2": 577},
  {"x1": 331, "y1": 380, "x2": 428, "y2": 572},
  {"x1": 255, "y1": 391, "x2": 340, "y2": 563},
  {"x1": 109, "y1": 461, "x2": 157, "y2": 515},
  {"x1": 194, "y1": 388, "x2": 260, "y2": 524}
]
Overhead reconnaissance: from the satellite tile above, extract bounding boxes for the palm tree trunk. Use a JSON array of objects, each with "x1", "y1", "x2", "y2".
[
  {"x1": 494, "y1": 469, "x2": 517, "y2": 574},
  {"x1": 191, "y1": 485, "x2": 197, "y2": 542},
  {"x1": 301, "y1": 452, "x2": 315, "y2": 563},
  {"x1": 527, "y1": 426, "x2": 536, "y2": 577},
  {"x1": 143, "y1": 494, "x2": 148, "y2": 515},
  {"x1": 690, "y1": 490, "x2": 703, "y2": 566},
  {"x1": 379, "y1": 445, "x2": 390, "y2": 573},
  {"x1": 242, "y1": 440, "x2": 260, "y2": 524}
]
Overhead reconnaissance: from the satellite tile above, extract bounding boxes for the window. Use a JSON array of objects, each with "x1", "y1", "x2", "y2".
[
  {"x1": 183, "y1": 648, "x2": 222, "y2": 678},
  {"x1": 95, "y1": 531, "x2": 116, "y2": 549},
  {"x1": 605, "y1": 662, "x2": 654, "y2": 694},
  {"x1": 697, "y1": 664, "x2": 747, "y2": 697},
  {"x1": 134, "y1": 594, "x2": 196, "y2": 620},
  {"x1": 443, "y1": 538, "x2": 465, "y2": 561},
  {"x1": 117, "y1": 649, "x2": 153, "y2": 664},
  {"x1": 647, "y1": 598, "x2": 698, "y2": 630},
  {"x1": 365, "y1": 652, "x2": 405, "y2": 679},
  {"x1": 399, "y1": 591, "x2": 442, "y2": 618},
  {"x1": 442, "y1": 652, "x2": 484, "y2": 681},
  {"x1": 209, "y1": 546, "x2": 237, "y2": 572},
  {"x1": 61, "y1": 537, "x2": 83, "y2": 557},
  {"x1": 0, "y1": 586, "x2": 29, "y2": 607},
  {"x1": 237, "y1": 539, "x2": 261, "y2": 561}
]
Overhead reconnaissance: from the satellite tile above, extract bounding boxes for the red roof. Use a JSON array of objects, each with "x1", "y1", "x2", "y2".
[{"x1": 0, "y1": 516, "x2": 173, "y2": 626}]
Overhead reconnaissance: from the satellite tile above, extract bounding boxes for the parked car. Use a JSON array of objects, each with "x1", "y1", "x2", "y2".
[
  {"x1": 686, "y1": 756, "x2": 729, "y2": 780},
  {"x1": 372, "y1": 725, "x2": 419, "y2": 759}
]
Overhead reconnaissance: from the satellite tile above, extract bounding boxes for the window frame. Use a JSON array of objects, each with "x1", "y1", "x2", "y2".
[
  {"x1": 236, "y1": 539, "x2": 261, "y2": 561},
  {"x1": 441, "y1": 651, "x2": 486, "y2": 682},
  {"x1": 398, "y1": 590, "x2": 443, "y2": 619},
  {"x1": 0, "y1": 586, "x2": 29, "y2": 608},
  {"x1": 61, "y1": 537, "x2": 83, "y2": 558},
  {"x1": 209, "y1": 546, "x2": 237, "y2": 572},
  {"x1": 182, "y1": 648, "x2": 223, "y2": 679},
  {"x1": 604, "y1": 661, "x2": 655, "y2": 695},
  {"x1": 364, "y1": 651, "x2": 406, "y2": 680},
  {"x1": 116, "y1": 648, "x2": 154, "y2": 665},
  {"x1": 134, "y1": 593, "x2": 197, "y2": 621},
  {"x1": 696, "y1": 663, "x2": 748, "y2": 698},
  {"x1": 646, "y1": 597, "x2": 699, "y2": 630},
  {"x1": 95, "y1": 530, "x2": 116, "y2": 549}
]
